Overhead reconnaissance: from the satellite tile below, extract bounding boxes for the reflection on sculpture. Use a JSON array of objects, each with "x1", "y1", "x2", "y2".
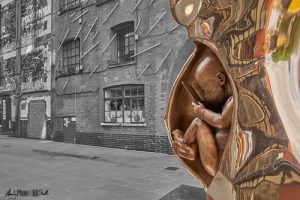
[
  {"x1": 166, "y1": 0, "x2": 300, "y2": 199},
  {"x1": 172, "y1": 52, "x2": 233, "y2": 177}
]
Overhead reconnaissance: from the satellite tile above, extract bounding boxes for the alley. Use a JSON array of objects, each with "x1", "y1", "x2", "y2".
[{"x1": 0, "y1": 136, "x2": 200, "y2": 200}]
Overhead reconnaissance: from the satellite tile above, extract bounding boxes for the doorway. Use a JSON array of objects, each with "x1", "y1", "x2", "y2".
[
  {"x1": 0, "y1": 97, "x2": 12, "y2": 135},
  {"x1": 28, "y1": 100, "x2": 46, "y2": 139},
  {"x1": 63, "y1": 117, "x2": 76, "y2": 143}
]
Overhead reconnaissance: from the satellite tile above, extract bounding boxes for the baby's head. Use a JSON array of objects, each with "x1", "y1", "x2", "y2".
[{"x1": 195, "y1": 54, "x2": 228, "y2": 104}]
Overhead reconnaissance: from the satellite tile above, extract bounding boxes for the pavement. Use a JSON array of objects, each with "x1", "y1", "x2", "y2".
[{"x1": 0, "y1": 135, "x2": 202, "y2": 200}]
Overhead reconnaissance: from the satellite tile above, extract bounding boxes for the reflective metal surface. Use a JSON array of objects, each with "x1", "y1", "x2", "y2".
[{"x1": 165, "y1": 0, "x2": 300, "y2": 199}]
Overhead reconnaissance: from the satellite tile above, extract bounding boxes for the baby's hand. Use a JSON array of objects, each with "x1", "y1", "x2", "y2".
[{"x1": 192, "y1": 102, "x2": 205, "y2": 118}]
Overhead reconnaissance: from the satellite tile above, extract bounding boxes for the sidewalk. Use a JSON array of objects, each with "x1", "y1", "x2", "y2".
[
  {"x1": 1, "y1": 135, "x2": 189, "y2": 171},
  {"x1": 0, "y1": 135, "x2": 202, "y2": 200}
]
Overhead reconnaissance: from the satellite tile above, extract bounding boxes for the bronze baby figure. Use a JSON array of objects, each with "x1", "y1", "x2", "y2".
[{"x1": 172, "y1": 53, "x2": 233, "y2": 177}]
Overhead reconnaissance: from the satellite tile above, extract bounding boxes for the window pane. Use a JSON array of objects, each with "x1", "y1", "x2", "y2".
[
  {"x1": 105, "y1": 90, "x2": 112, "y2": 98},
  {"x1": 138, "y1": 98, "x2": 144, "y2": 110},
  {"x1": 131, "y1": 88, "x2": 137, "y2": 96},
  {"x1": 111, "y1": 90, "x2": 117, "y2": 97},
  {"x1": 72, "y1": 48, "x2": 75, "y2": 56},
  {"x1": 125, "y1": 89, "x2": 131, "y2": 96},
  {"x1": 105, "y1": 100, "x2": 113, "y2": 122},
  {"x1": 116, "y1": 89, "x2": 123, "y2": 97},
  {"x1": 131, "y1": 108, "x2": 142, "y2": 123},
  {"x1": 132, "y1": 98, "x2": 144, "y2": 122},
  {"x1": 104, "y1": 100, "x2": 111, "y2": 112},
  {"x1": 138, "y1": 87, "x2": 144, "y2": 95},
  {"x1": 116, "y1": 99, "x2": 123, "y2": 123},
  {"x1": 68, "y1": 49, "x2": 72, "y2": 57},
  {"x1": 129, "y1": 36, "x2": 135, "y2": 46},
  {"x1": 124, "y1": 99, "x2": 131, "y2": 123},
  {"x1": 132, "y1": 99, "x2": 137, "y2": 110}
]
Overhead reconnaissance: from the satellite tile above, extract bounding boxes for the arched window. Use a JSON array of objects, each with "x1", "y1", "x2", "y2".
[
  {"x1": 111, "y1": 22, "x2": 135, "y2": 64},
  {"x1": 104, "y1": 85, "x2": 145, "y2": 123}
]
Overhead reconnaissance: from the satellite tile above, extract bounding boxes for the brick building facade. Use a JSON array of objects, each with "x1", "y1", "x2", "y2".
[
  {"x1": 0, "y1": 0, "x2": 52, "y2": 139},
  {"x1": 52, "y1": 0, "x2": 194, "y2": 153},
  {"x1": 0, "y1": 0, "x2": 194, "y2": 154}
]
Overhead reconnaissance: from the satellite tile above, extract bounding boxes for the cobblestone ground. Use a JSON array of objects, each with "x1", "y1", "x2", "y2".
[{"x1": 0, "y1": 136, "x2": 200, "y2": 200}]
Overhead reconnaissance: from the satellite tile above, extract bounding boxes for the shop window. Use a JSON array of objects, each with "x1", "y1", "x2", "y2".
[
  {"x1": 104, "y1": 85, "x2": 145, "y2": 123},
  {"x1": 111, "y1": 22, "x2": 135, "y2": 65},
  {"x1": 62, "y1": 39, "x2": 80, "y2": 75},
  {"x1": 61, "y1": 0, "x2": 81, "y2": 12}
]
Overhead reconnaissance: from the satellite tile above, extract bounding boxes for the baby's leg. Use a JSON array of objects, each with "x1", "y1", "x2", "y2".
[
  {"x1": 195, "y1": 119, "x2": 219, "y2": 176},
  {"x1": 171, "y1": 118, "x2": 201, "y2": 160},
  {"x1": 183, "y1": 118, "x2": 200, "y2": 145}
]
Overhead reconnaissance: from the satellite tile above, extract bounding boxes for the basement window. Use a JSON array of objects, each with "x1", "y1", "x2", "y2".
[
  {"x1": 104, "y1": 85, "x2": 145, "y2": 123},
  {"x1": 62, "y1": 39, "x2": 80, "y2": 75}
]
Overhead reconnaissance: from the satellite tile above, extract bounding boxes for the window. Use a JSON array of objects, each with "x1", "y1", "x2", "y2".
[
  {"x1": 112, "y1": 22, "x2": 135, "y2": 64},
  {"x1": 62, "y1": 39, "x2": 80, "y2": 74},
  {"x1": 22, "y1": 0, "x2": 48, "y2": 17},
  {"x1": 1, "y1": 2, "x2": 17, "y2": 49},
  {"x1": 104, "y1": 85, "x2": 145, "y2": 123},
  {"x1": 61, "y1": 0, "x2": 81, "y2": 12},
  {"x1": 96, "y1": 0, "x2": 110, "y2": 6}
]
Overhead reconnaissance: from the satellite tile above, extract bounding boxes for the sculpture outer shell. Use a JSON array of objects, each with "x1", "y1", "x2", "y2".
[{"x1": 166, "y1": 0, "x2": 300, "y2": 199}]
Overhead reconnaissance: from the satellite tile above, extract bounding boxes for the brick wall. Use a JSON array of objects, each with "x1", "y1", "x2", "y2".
[
  {"x1": 52, "y1": 0, "x2": 194, "y2": 153},
  {"x1": 76, "y1": 132, "x2": 173, "y2": 154}
]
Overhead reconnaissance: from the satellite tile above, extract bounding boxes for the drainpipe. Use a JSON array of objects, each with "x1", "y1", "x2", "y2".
[
  {"x1": 15, "y1": 0, "x2": 22, "y2": 137},
  {"x1": 50, "y1": 0, "x2": 55, "y2": 140}
]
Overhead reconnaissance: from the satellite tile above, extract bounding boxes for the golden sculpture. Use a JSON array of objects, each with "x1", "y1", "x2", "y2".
[{"x1": 165, "y1": 0, "x2": 300, "y2": 199}]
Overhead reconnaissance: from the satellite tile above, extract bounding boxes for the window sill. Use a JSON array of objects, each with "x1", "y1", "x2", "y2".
[
  {"x1": 108, "y1": 61, "x2": 136, "y2": 68},
  {"x1": 101, "y1": 122, "x2": 146, "y2": 127}
]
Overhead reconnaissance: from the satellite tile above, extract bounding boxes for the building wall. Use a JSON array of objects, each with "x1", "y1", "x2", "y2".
[
  {"x1": 0, "y1": 0, "x2": 17, "y2": 134},
  {"x1": 0, "y1": 0, "x2": 52, "y2": 137},
  {"x1": 53, "y1": 0, "x2": 194, "y2": 153}
]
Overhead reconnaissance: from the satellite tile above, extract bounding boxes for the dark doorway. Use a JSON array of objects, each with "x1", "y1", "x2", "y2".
[
  {"x1": 63, "y1": 117, "x2": 76, "y2": 143},
  {"x1": 0, "y1": 96, "x2": 12, "y2": 135}
]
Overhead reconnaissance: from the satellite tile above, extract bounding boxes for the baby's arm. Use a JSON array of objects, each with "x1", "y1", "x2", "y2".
[{"x1": 194, "y1": 96, "x2": 233, "y2": 129}]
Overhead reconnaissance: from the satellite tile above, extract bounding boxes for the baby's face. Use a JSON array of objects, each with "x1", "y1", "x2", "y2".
[{"x1": 195, "y1": 69, "x2": 225, "y2": 105}]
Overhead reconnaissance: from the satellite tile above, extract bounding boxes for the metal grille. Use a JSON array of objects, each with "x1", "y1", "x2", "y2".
[{"x1": 62, "y1": 39, "x2": 80, "y2": 74}]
